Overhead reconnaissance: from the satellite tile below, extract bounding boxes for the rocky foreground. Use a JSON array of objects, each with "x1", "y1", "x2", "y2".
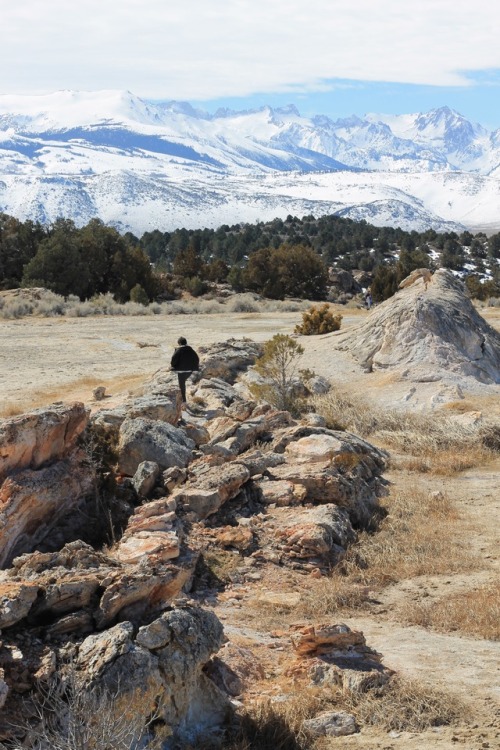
[{"x1": 0, "y1": 339, "x2": 395, "y2": 746}]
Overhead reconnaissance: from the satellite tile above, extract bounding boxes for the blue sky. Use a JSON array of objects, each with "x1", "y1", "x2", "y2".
[
  {"x1": 2, "y1": 0, "x2": 500, "y2": 128},
  {"x1": 192, "y1": 75, "x2": 500, "y2": 130}
]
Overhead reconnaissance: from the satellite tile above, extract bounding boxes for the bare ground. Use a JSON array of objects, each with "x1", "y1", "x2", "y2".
[{"x1": 1, "y1": 305, "x2": 500, "y2": 748}]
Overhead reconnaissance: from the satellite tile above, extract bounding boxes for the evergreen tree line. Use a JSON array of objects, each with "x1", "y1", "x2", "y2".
[{"x1": 1, "y1": 211, "x2": 500, "y2": 303}]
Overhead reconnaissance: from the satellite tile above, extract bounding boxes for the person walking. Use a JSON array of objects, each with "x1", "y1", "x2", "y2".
[{"x1": 170, "y1": 336, "x2": 199, "y2": 407}]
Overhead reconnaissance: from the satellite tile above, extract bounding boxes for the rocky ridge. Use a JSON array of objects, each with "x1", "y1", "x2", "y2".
[{"x1": 0, "y1": 338, "x2": 391, "y2": 746}]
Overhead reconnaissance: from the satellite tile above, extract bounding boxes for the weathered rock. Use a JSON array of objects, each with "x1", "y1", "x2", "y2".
[
  {"x1": 255, "y1": 478, "x2": 306, "y2": 506},
  {"x1": 192, "y1": 378, "x2": 241, "y2": 413},
  {"x1": 206, "y1": 643, "x2": 265, "y2": 697},
  {"x1": 331, "y1": 268, "x2": 500, "y2": 384},
  {"x1": 236, "y1": 449, "x2": 286, "y2": 476},
  {"x1": 209, "y1": 411, "x2": 295, "y2": 455},
  {"x1": 117, "y1": 418, "x2": 195, "y2": 475},
  {"x1": 267, "y1": 426, "x2": 388, "y2": 528},
  {"x1": 198, "y1": 338, "x2": 263, "y2": 383},
  {"x1": 267, "y1": 505, "x2": 356, "y2": 568},
  {"x1": 132, "y1": 460, "x2": 160, "y2": 497},
  {"x1": 174, "y1": 463, "x2": 250, "y2": 520},
  {"x1": 0, "y1": 582, "x2": 39, "y2": 628},
  {"x1": 216, "y1": 525, "x2": 254, "y2": 551},
  {"x1": 183, "y1": 421, "x2": 210, "y2": 446},
  {"x1": 291, "y1": 623, "x2": 366, "y2": 656},
  {"x1": 126, "y1": 393, "x2": 180, "y2": 424},
  {"x1": 0, "y1": 451, "x2": 95, "y2": 568},
  {"x1": 92, "y1": 386, "x2": 106, "y2": 400},
  {"x1": 163, "y1": 466, "x2": 188, "y2": 492},
  {"x1": 0, "y1": 402, "x2": 89, "y2": 480},
  {"x1": 302, "y1": 711, "x2": 358, "y2": 737}
]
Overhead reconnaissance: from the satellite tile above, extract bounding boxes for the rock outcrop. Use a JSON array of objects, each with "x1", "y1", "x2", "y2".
[
  {"x1": 0, "y1": 338, "x2": 390, "y2": 745},
  {"x1": 331, "y1": 269, "x2": 500, "y2": 384},
  {"x1": 0, "y1": 403, "x2": 94, "y2": 568}
]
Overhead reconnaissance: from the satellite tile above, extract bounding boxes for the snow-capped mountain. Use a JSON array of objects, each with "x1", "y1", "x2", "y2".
[{"x1": 0, "y1": 90, "x2": 499, "y2": 235}]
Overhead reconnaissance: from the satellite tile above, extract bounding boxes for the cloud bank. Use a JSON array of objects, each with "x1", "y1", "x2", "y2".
[{"x1": 2, "y1": 0, "x2": 500, "y2": 98}]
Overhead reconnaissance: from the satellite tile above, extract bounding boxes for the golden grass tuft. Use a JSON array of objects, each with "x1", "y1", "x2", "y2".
[
  {"x1": 401, "y1": 581, "x2": 500, "y2": 640},
  {"x1": 340, "y1": 483, "x2": 475, "y2": 585},
  {"x1": 341, "y1": 675, "x2": 465, "y2": 733}
]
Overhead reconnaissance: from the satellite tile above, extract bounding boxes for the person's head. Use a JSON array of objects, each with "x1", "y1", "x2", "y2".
[{"x1": 177, "y1": 336, "x2": 187, "y2": 346}]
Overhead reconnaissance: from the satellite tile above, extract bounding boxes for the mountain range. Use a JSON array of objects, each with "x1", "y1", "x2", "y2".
[{"x1": 1, "y1": 89, "x2": 499, "y2": 236}]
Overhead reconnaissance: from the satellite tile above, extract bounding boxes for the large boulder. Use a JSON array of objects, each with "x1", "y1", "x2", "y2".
[
  {"x1": 331, "y1": 268, "x2": 500, "y2": 384},
  {"x1": 0, "y1": 402, "x2": 89, "y2": 481},
  {"x1": 117, "y1": 418, "x2": 195, "y2": 475},
  {"x1": 75, "y1": 606, "x2": 228, "y2": 746}
]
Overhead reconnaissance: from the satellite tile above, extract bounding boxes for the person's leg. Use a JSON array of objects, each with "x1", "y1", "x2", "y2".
[{"x1": 178, "y1": 372, "x2": 190, "y2": 403}]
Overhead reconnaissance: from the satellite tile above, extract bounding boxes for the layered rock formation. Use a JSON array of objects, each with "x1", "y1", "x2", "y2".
[
  {"x1": 331, "y1": 269, "x2": 500, "y2": 385},
  {"x1": 0, "y1": 338, "x2": 390, "y2": 745}
]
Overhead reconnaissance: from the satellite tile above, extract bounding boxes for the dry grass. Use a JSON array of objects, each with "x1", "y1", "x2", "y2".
[
  {"x1": 217, "y1": 675, "x2": 465, "y2": 749},
  {"x1": 0, "y1": 288, "x2": 310, "y2": 320},
  {"x1": 340, "y1": 482, "x2": 476, "y2": 585},
  {"x1": 340, "y1": 676, "x2": 465, "y2": 733},
  {"x1": 401, "y1": 581, "x2": 500, "y2": 640},
  {"x1": 290, "y1": 481, "x2": 478, "y2": 621},
  {"x1": 312, "y1": 389, "x2": 497, "y2": 475}
]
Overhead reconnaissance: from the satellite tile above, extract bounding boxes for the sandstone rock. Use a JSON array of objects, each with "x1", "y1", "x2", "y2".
[
  {"x1": 183, "y1": 421, "x2": 210, "y2": 446},
  {"x1": 236, "y1": 450, "x2": 286, "y2": 476},
  {"x1": 198, "y1": 338, "x2": 263, "y2": 383},
  {"x1": 206, "y1": 643, "x2": 265, "y2": 696},
  {"x1": 0, "y1": 452, "x2": 95, "y2": 568},
  {"x1": 192, "y1": 377, "x2": 240, "y2": 413},
  {"x1": 269, "y1": 505, "x2": 356, "y2": 568},
  {"x1": 174, "y1": 463, "x2": 250, "y2": 520},
  {"x1": 302, "y1": 711, "x2": 358, "y2": 737},
  {"x1": 96, "y1": 551, "x2": 197, "y2": 628},
  {"x1": 0, "y1": 402, "x2": 89, "y2": 480},
  {"x1": 210, "y1": 410, "x2": 295, "y2": 455},
  {"x1": 284, "y1": 433, "x2": 344, "y2": 463},
  {"x1": 291, "y1": 623, "x2": 366, "y2": 656},
  {"x1": 132, "y1": 460, "x2": 160, "y2": 497},
  {"x1": 117, "y1": 418, "x2": 195, "y2": 475},
  {"x1": 331, "y1": 268, "x2": 500, "y2": 384},
  {"x1": 0, "y1": 582, "x2": 39, "y2": 628},
  {"x1": 216, "y1": 526, "x2": 254, "y2": 551},
  {"x1": 255, "y1": 478, "x2": 306, "y2": 506},
  {"x1": 92, "y1": 386, "x2": 106, "y2": 400},
  {"x1": 113, "y1": 531, "x2": 180, "y2": 565},
  {"x1": 126, "y1": 393, "x2": 180, "y2": 425},
  {"x1": 163, "y1": 466, "x2": 187, "y2": 492}
]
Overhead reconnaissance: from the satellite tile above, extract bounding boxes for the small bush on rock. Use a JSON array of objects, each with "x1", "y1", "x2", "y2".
[
  {"x1": 251, "y1": 334, "x2": 305, "y2": 413},
  {"x1": 295, "y1": 304, "x2": 342, "y2": 335}
]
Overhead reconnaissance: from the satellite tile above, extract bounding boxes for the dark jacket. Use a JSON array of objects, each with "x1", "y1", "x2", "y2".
[{"x1": 170, "y1": 345, "x2": 199, "y2": 372}]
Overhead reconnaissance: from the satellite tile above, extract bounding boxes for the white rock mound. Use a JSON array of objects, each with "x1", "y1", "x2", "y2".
[{"x1": 332, "y1": 269, "x2": 500, "y2": 385}]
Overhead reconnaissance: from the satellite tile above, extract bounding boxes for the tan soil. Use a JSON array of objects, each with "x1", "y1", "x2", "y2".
[{"x1": 1, "y1": 305, "x2": 500, "y2": 748}]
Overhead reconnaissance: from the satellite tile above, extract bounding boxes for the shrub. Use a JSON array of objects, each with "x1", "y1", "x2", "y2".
[
  {"x1": 251, "y1": 334, "x2": 304, "y2": 413},
  {"x1": 129, "y1": 283, "x2": 149, "y2": 305},
  {"x1": 183, "y1": 275, "x2": 208, "y2": 297},
  {"x1": 294, "y1": 303, "x2": 342, "y2": 335}
]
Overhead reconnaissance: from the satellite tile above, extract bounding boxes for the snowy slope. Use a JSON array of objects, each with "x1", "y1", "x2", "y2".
[{"x1": 0, "y1": 90, "x2": 499, "y2": 235}]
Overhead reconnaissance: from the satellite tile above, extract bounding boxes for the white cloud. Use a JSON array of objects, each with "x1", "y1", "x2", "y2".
[{"x1": 1, "y1": 0, "x2": 500, "y2": 98}]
